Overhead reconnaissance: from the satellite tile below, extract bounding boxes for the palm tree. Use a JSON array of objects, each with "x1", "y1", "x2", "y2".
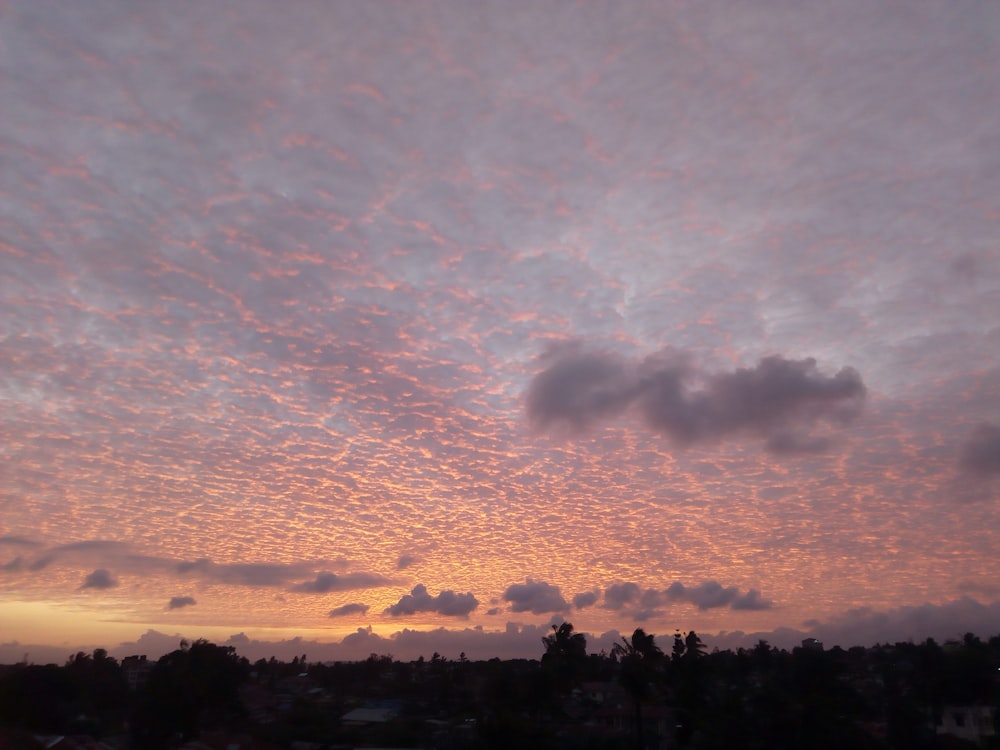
[
  {"x1": 612, "y1": 628, "x2": 663, "y2": 750},
  {"x1": 541, "y1": 622, "x2": 587, "y2": 694}
]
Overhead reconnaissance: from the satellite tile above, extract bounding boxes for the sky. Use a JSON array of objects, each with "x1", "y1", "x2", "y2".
[{"x1": 2, "y1": 1, "x2": 1000, "y2": 664}]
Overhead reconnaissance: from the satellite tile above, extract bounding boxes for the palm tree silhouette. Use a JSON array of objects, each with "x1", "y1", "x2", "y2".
[{"x1": 612, "y1": 628, "x2": 664, "y2": 750}]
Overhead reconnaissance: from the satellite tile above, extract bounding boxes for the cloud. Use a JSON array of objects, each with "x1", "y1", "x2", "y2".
[
  {"x1": 666, "y1": 580, "x2": 740, "y2": 609},
  {"x1": 384, "y1": 584, "x2": 479, "y2": 617},
  {"x1": 227, "y1": 632, "x2": 251, "y2": 646},
  {"x1": 294, "y1": 571, "x2": 391, "y2": 593},
  {"x1": 176, "y1": 559, "x2": 305, "y2": 587},
  {"x1": 81, "y1": 569, "x2": 117, "y2": 590},
  {"x1": 329, "y1": 602, "x2": 370, "y2": 617},
  {"x1": 572, "y1": 591, "x2": 599, "y2": 609},
  {"x1": 28, "y1": 555, "x2": 56, "y2": 572},
  {"x1": 173, "y1": 558, "x2": 380, "y2": 589},
  {"x1": 7, "y1": 540, "x2": 175, "y2": 579},
  {"x1": 168, "y1": 596, "x2": 196, "y2": 610},
  {"x1": 0, "y1": 536, "x2": 41, "y2": 547},
  {"x1": 526, "y1": 345, "x2": 866, "y2": 453},
  {"x1": 4, "y1": 541, "x2": 383, "y2": 593},
  {"x1": 709, "y1": 597, "x2": 1000, "y2": 652},
  {"x1": 503, "y1": 579, "x2": 569, "y2": 614},
  {"x1": 99, "y1": 621, "x2": 584, "y2": 663},
  {"x1": 730, "y1": 589, "x2": 773, "y2": 611},
  {"x1": 525, "y1": 345, "x2": 636, "y2": 433},
  {"x1": 55, "y1": 541, "x2": 130, "y2": 554},
  {"x1": 601, "y1": 582, "x2": 641, "y2": 610},
  {"x1": 396, "y1": 555, "x2": 418, "y2": 570},
  {"x1": 958, "y1": 422, "x2": 1000, "y2": 476},
  {"x1": 600, "y1": 580, "x2": 773, "y2": 614},
  {"x1": 6, "y1": 596, "x2": 999, "y2": 667}
]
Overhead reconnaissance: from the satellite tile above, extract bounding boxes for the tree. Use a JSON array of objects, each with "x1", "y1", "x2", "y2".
[
  {"x1": 65, "y1": 648, "x2": 127, "y2": 735},
  {"x1": 612, "y1": 628, "x2": 664, "y2": 750},
  {"x1": 670, "y1": 630, "x2": 707, "y2": 745},
  {"x1": 132, "y1": 639, "x2": 247, "y2": 749},
  {"x1": 541, "y1": 622, "x2": 588, "y2": 707}
]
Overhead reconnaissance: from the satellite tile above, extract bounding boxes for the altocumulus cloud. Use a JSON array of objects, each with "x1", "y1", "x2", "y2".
[
  {"x1": 526, "y1": 344, "x2": 866, "y2": 453},
  {"x1": 329, "y1": 603, "x2": 370, "y2": 618},
  {"x1": 384, "y1": 584, "x2": 479, "y2": 617},
  {"x1": 503, "y1": 579, "x2": 569, "y2": 614},
  {"x1": 81, "y1": 569, "x2": 117, "y2": 590},
  {"x1": 168, "y1": 596, "x2": 196, "y2": 610}
]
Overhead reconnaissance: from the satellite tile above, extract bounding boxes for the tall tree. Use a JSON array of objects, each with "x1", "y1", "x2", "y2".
[
  {"x1": 612, "y1": 628, "x2": 664, "y2": 750},
  {"x1": 132, "y1": 639, "x2": 247, "y2": 749},
  {"x1": 541, "y1": 622, "x2": 588, "y2": 698}
]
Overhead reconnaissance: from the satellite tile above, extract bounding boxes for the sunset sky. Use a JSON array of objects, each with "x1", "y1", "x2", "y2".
[{"x1": 2, "y1": 1, "x2": 999, "y2": 663}]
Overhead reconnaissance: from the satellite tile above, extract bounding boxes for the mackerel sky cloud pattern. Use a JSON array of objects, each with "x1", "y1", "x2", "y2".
[{"x1": 1, "y1": 1, "x2": 999, "y2": 657}]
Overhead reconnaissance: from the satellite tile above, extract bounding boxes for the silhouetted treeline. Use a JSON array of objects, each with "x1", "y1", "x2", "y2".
[{"x1": 0, "y1": 629, "x2": 997, "y2": 749}]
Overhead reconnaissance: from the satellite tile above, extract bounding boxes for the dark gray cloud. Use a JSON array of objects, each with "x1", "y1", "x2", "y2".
[
  {"x1": 168, "y1": 596, "x2": 196, "y2": 610},
  {"x1": 666, "y1": 580, "x2": 740, "y2": 609},
  {"x1": 28, "y1": 555, "x2": 55, "y2": 572},
  {"x1": 396, "y1": 555, "x2": 418, "y2": 570},
  {"x1": 8, "y1": 540, "x2": 171, "y2": 577},
  {"x1": 601, "y1": 580, "x2": 773, "y2": 614},
  {"x1": 958, "y1": 422, "x2": 1000, "y2": 476},
  {"x1": 384, "y1": 584, "x2": 479, "y2": 618},
  {"x1": 503, "y1": 579, "x2": 569, "y2": 614},
  {"x1": 730, "y1": 589, "x2": 773, "y2": 611},
  {"x1": 5, "y1": 541, "x2": 380, "y2": 593},
  {"x1": 173, "y1": 558, "x2": 378, "y2": 589},
  {"x1": 527, "y1": 346, "x2": 866, "y2": 453},
  {"x1": 329, "y1": 602, "x2": 370, "y2": 617},
  {"x1": 294, "y1": 571, "x2": 391, "y2": 593},
  {"x1": 601, "y1": 582, "x2": 641, "y2": 610},
  {"x1": 525, "y1": 345, "x2": 636, "y2": 433},
  {"x1": 665, "y1": 580, "x2": 775, "y2": 610},
  {"x1": 704, "y1": 598, "x2": 1000, "y2": 653},
  {"x1": 81, "y1": 569, "x2": 117, "y2": 590},
  {"x1": 55, "y1": 541, "x2": 129, "y2": 554},
  {"x1": 572, "y1": 591, "x2": 599, "y2": 609},
  {"x1": 0, "y1": 536, "x2": 40, "y2": 547},
  {"x1": 177, "y1": 559, "x2": 310, "y2": 587}
]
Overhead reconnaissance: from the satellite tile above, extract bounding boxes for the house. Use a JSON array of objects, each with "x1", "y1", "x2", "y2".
[
  {"x1": 340, "y1": 706, "x2": 397, "y2": 725},
  {"x1": 936, "y1": 705, "x2": 996, "y2": 744}
]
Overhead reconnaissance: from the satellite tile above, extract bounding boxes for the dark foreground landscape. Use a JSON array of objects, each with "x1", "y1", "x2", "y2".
[{"x1": 1, "y1": 625, "x2": 997, "y2": 750}]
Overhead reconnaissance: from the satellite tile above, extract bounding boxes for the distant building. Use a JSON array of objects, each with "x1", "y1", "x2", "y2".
[
  {"x1": 801, "y1": 638, "x2": 823, "y2": 651},
  {"x1": 121, "y1": 654, "x2": 153, "y2": 691}
]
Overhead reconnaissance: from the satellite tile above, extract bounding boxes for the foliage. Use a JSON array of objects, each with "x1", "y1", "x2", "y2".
[
  {"x1": 131, "y1": 638, "x2": 249, "y2": 749},
  {"x1": 0, "y1": 631, "x2": 996, "y2": 749},
  {"x1": 541, "y1": 622, "x2": 588, "y2": 695}
]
